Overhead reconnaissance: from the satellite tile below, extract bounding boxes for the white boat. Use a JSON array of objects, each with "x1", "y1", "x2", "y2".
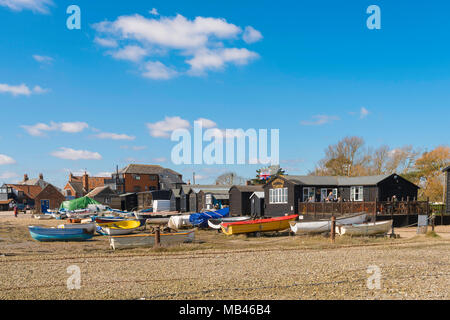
[
  {"x1": 33, "y1": 214, "x2": 53, "y2": 220},
  {"x1": 168, "y1": 215, "x2": 192, "y2": 230},
  {"x1": 290, "y1": 212, "x2": 368, "y2": 234},
  {"x1": 58, "y1": 222, "x2": 96, "y2": 234},
  {"x1": 109, "y1": 230, "x2": 195, "y2": 250},
  {"x1": 207, "y1": 216, "x2": 252, "y2": 230},
  {"x1": 336, "y1": 220, "x2": 393, "y2": 236}
]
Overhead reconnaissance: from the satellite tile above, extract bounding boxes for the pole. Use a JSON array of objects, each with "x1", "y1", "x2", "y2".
[
  {"x1": 331, "y1": 216, "x2": 336, "y2": 243},
  {"x1": 154, "y1": 225, "x2": 161, "y2": 248}
]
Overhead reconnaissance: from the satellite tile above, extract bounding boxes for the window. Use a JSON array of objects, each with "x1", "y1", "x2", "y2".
[
  {"x1": 303, "y1": 187, "x2": 316, "y2": 202},
  {"x1": 269, "y1": 188, "x2": 288, "y2": 204},
  {"x1": 133, "y1": 174, "x2": 141, "y2": 180},
  {"x1": 350, "y1": 186, "x2": 364, "y2": 201}
]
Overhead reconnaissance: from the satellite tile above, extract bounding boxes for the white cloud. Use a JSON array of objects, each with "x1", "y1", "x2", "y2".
[
  {"x1": 22, "y1": 121, "x2": 89, "y2": 136},
  {"x1": 146, "y1": 116, "x2": 190, "y2": 138},
  {"x1": 120, "y1": 145, "x2": 147, "y2": 151},
  {"x1": 300, "y1": 115, "x2": 340, "y2": 126},
  {"x1": 94, "y1": 37, "x2": 118, "y2": 48},
  {"x1": 93, "y1": 12, "x2": 261, "y2": 79},
  {"x1": 0, "y1": 0, "x2": 54, "y2": 14},
  {"x1": 0, "y1": 154, "x2": 16, "y2": 165},
  {"x1": 94, "y1": 132, "x2": 136, "y2": 140},
  {"x1": 0, "y1": 83, "x2": 48, "y2": 96},
  {"x1": 187, "y1": 48, "x2": 258, "y2": 75},
  {"x1": 95, "y1": 171, "x2": 112, "y2": 177},
  {"x1": 51, "y1": 148, "x2": 102, "y2": 160},
  {"x1": 243, "y1": 26, "x2": 263, "y2": 44},
  {"x1": 110, "y1": 45, "x2": 148, "y2": 62},
  {"x1": 149, "y1": 8, "x2": 158, "y2": 16},
  {"x1": 153, "y1": 157, "x2": 167, "y2": 163},
  {"x1": 142, "y1": 61, "x2": 178, "y2": 80},
  {"x1": 360, "y1": 107, "x2": 370, "y2": 119},
  {"x1": 32, "y1": 54, "x2": 53, "y2": 64},
  {"x1": 195, "y1": 118, "x2": 217, "y2": 128}
]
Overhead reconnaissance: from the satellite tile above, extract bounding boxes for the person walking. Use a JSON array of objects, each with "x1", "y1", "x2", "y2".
[{"x1": 13, "y1": 205, "x2": 18, "y2": 218}]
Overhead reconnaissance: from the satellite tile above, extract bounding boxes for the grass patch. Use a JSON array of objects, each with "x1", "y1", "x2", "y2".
[{"x1": 425, "y1": 231, "x2": 440, "y2": 238}]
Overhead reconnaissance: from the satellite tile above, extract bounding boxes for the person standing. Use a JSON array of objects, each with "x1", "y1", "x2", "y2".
[{"x1": 13, "y1": 205, "x2": 18, "y2": 218}]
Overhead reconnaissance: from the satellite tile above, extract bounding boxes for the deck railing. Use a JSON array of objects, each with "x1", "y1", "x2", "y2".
[{"x1": 298, "y1": 200, "x2": 429, "y2": 217}]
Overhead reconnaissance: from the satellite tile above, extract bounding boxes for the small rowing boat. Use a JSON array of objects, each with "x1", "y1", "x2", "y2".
[
  {"x1": 33, "y1": 214, "x2": 53, "y2": 220},
  {"x1": 28, "y1": 226, "x2": 94, "y2": 242},
  {"x1": 221, "y1": 215, "x2": 298, "y2": 236},
  {"x1": 168, "y1": 215, "x2": 192, "y2": 230},
  {"x1": 97, "y1": 220, "x2": 142, "y2": 236},
  {"x1": 289, "y1": 212, "x2": 368, "y2": 235},
  {"x1": 336, "y1": 220, "x2": 393, "y2": 236},
  {"x1": 95, "y1": 216, "x2": 126, "y2": 224},
  {"x1": 109, "y1": 230, "x2": 195, "y2": 250},
  {"x1": 207, "y1": 216, "x2": 252, "y2": 230}
]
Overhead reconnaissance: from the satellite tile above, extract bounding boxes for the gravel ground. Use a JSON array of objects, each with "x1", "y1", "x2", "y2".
[{"x1": 0, "y1": 212, "x2": 449, "y2": 300}]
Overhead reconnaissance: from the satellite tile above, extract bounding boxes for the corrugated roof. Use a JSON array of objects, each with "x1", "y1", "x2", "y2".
[
  {"x1": 231, "y1": 185, "x2": 264, "y2": 192},
  {"x1": 68, "y1": 181, "x2": 86, "y2": 195},
  {"x1": 283, "y1": 174, "x2": 393, "y2": 186},
  {"x1": 86, "y1": 186, "x2": 111, "y2": 198}
]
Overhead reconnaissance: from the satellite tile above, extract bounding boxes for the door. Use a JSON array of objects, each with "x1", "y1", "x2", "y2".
[{"x1": 40, "y1": 200, "x2": 49, "y2": 213}]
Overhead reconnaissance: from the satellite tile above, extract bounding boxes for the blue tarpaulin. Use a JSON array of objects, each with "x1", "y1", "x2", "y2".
[{"x1": 189, "y1": 208, "x2": 230, "y2": 228}]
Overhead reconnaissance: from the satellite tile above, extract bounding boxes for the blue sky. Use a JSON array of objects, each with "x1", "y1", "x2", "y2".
[{"x1": 0, "y1": 0, "x2": 449, "y2": 188}]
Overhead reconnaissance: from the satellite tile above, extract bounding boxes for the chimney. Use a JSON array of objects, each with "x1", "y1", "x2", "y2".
[
  {"x1": 23, "y1": 174, "x2": 29, "y2": 182},
  {"x1": 39, "y1": 173, "x2": 43, "y2": 180},
  {"x1": 82, "y1": 171, "x2": 89, "y2": 192}
]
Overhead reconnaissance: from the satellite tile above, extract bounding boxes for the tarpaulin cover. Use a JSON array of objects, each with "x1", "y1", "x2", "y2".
[
  {"x1": 59, "y1": 196, "x2": 101, "y2": 211},
  {"x1": 189, "y1": 207, "x2": 230, "y2": 228}
]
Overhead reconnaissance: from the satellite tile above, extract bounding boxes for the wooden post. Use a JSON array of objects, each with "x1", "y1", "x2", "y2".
[
  {"x1": 331, "y1": 216, "x2": 336, "y2": 243},
  {"x1": 154, "y1": 225, "x2": 161, "y2": 248}
]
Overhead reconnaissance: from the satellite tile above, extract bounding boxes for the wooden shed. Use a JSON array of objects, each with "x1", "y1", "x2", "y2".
[
  {"x1": 250, "y1": 191, "x2": 265, "y2": 217},
  {"x1": 229, "y1": 185, "x2": 264, "y2": 216},
  {"x1": 180, "y1": 185, "x2": 191, "y2": 213}
]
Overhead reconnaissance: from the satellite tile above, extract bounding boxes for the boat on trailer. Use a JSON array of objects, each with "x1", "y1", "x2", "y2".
[
  {"x1": 289, "y1": 212, "x2": 368, "y2": 235},
  {"x1": 109, "y1": 230, "x2": 195, "y2": 250},
  {"x1": 207, "y1": 216, "x2": 252, "y2": 230},
  {"x1": 336, "y1": 220, "x2": 393, "y2": 236},
  {"x1": 221, "y1": 215, "x2": 298, "y2": 236},
  {"x1": 28, "y1": 226, "x2": 94, "y2": 242}
]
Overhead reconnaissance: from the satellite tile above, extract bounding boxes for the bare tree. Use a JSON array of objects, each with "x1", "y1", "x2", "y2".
[{"x1": 215, "y1": 172, "x2": 246, "y2": 185}]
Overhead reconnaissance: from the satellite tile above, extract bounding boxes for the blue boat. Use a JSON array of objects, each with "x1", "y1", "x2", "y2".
[
  {"x1": 28, "y1": 226, "x2": 94, "y2": 242},
  {"x1": 189, "y1": 208, "x2": 230, "y2": 228}
]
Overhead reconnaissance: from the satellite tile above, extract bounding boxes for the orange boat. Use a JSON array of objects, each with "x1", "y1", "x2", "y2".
[{"x1": 221, "y1": 214, "x2": 298, "y2": 236}]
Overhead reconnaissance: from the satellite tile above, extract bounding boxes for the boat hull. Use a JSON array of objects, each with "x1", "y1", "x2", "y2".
[
  {"x1": 290, "y1": 212, "x2": 368, "y2": 234},
  {"x1": 58, "y1": 222, "x2": 96, "y2": 234},
  {"x1": 221, "y1": 215, "x2": 298, "y2": 235},
  {"x1": 208, "y1": 216, "x2": 252, "y2": 230},
  {"x1": 96, "y1": 220, "x2": 142, "y2": 236},
  {"x1": 109, "y1": 230, "x2": 195, "y2": 250},
  {"x1": 337, "y1": 220, "x2": 393, "y2": 236},
  {"x1": 28, "y1": 226, "x2": 94, "y2": 242}
]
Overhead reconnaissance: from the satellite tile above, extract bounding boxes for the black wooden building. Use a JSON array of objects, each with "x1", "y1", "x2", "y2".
[
  {"x1": 444, "y1": 166, "x2": 450, "y2": 214},
  {"x1": 263, "y1": 173, "x2": 420, "y2": 217},
  {"x1": 229, "y1": 185, "x2": 264, "y2": 216},
  {"x1": 250, "y1": 191, "x2": 265, "y2": 217}
]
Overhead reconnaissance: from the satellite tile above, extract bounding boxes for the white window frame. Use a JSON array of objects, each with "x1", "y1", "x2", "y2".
[
  {"x1": 303, "y1": 187, "x2": 316, "y2": 202},
  {"x1": 350, "y1": 186, "x2": 364, "y2": 202},
  {"x1": 269, "y1": 188, "x2": 288, "y2": 204}
]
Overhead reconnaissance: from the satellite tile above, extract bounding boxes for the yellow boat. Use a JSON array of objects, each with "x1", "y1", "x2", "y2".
[
  {"x1": 221, "y1": 215, "x2": 298, "y2": 236},
  {"x1": 96, "y1": 220, "x2": 142, "y2": 236}
]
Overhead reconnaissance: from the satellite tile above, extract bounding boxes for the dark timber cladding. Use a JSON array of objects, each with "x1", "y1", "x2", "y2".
[
  {"x1": 229, "y1": 185, "x2": 264, "y2": 216},
  {"x1": 263, "y1": 173, "x2": 420, "y2": 217},
  {"x1": 444, "y1": 166, "x2": 450, "y2": 214}
]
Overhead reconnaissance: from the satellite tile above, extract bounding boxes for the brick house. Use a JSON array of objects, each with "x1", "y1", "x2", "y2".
[
  {"x1": 63, "y1": 172, "x2": 109, "y2": 198},
  {"x1": 34, "y1": 184, "x2": 66, "y2": 213},
  {"x1": 104, "y1": 164, "x2": 183, "y2": 194}
]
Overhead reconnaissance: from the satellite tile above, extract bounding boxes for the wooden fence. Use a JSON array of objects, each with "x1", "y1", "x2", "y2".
[{"x1": 298, "y1": 200, "x2": 429, "y2": 217}]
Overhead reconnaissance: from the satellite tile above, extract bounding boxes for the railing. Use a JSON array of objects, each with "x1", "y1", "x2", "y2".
[{"x1": 298, "y1": 200, "x2": 429, "y2": 217}]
